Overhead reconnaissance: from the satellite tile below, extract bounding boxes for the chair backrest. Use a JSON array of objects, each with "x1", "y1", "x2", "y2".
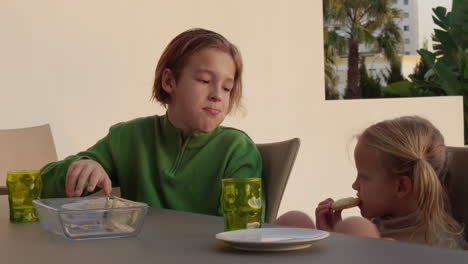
[
  {"x1": 446, "y1": 146, "x2": 468, "y2": 239},
  {"x1": 256, "y1": 138, "x2": 300, "y2": 223},
  {"x1": 0, "y1": 124, "x2": 58, "y2": 195}
]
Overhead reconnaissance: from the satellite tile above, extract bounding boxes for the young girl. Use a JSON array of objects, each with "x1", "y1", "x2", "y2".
[
  {"x1": 40, "y1": 28, "x2": 263, "y2": 217},
  {"x1": 276, "y1": 116, "x2": 466, "y2": 249}
]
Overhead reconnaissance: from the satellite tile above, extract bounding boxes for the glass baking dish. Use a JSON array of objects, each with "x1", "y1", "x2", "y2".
[{"x1": 33, "y1": 196, "x2": 149, "y2": 240}]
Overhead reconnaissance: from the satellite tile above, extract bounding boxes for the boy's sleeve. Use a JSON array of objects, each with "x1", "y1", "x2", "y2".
[
  {"x1": 218, "y1": 136, "x2": 265, "y2": 221},
  {"x1": 40, "y1": 128, "x2": 118, "y2": 198}
]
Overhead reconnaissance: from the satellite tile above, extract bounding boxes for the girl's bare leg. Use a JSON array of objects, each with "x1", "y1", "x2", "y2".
[
  {"x1": 274, "y1": 210, "x2": 316, "y2": 229},
  {"x1": 334, "y1": 216, "x2": 380, "y2": 238}
]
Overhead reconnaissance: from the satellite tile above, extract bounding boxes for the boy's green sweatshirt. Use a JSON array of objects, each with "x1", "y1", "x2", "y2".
[{"x1": 41, "y1": 114, "x2": 263, "y2": 217}]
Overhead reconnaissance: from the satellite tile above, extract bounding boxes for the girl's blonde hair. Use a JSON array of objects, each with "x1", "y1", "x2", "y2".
[
  {"x1": 360, "y1": 116, "x2": 466, "y2": 248},
  {"x1": 152, "y1": 28, "x2": 243, "y2": 113}
]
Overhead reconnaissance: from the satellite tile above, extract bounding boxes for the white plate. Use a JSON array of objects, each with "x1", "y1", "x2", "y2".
[{"x1": 215, "y1": 227, "x2": 329, "y2": 251}]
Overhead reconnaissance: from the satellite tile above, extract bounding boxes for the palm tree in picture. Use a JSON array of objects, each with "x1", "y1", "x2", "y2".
[
  {"x1": 323, "y1": 0, "x2": 402, "y2": 99},
  {"x1": 324, "y1": 29, "x2": 345, "y2": 99}
]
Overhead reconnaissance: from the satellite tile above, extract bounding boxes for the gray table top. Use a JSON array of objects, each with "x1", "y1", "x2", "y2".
[{"x1": 1, "y1": 196, "x2": 467, "y2": 263}]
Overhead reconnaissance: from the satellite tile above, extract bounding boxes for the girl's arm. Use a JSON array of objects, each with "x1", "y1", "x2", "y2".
[{"x1": 315, "y1": 198, "x2": 343, "y2": 231}]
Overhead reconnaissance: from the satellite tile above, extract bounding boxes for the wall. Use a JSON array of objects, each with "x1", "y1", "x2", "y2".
[{"x1": 1, "y1": 0, "x2": 464, "y2": 219}]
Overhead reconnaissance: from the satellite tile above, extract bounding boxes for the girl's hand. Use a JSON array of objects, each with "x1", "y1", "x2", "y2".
[
  {"x1": 65, "y1": 159, "x2": 112, "y2": 197},
  {"x1": 315, "y1": 198, "x2": 342, "y2": 231}
]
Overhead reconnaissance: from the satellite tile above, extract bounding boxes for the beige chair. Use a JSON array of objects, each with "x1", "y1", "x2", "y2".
[
  {"x1": 0, "y1": 124, "x2": 58, "y2": 195},
  {"x1": 256, "y1": 138, "x2": 301, "y2": 223},
  {"x1": 446, "y1": 146, "x2": 468, "y2": 240}
]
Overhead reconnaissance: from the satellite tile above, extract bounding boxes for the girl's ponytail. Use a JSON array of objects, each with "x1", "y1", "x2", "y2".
[{"x1": 414, "y1": 159, "x2": 465, "y2": 248}]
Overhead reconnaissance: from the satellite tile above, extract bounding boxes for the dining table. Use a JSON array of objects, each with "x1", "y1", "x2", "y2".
[{"x1": 1, "y1": 195, "x2": 467, "y2": 263}]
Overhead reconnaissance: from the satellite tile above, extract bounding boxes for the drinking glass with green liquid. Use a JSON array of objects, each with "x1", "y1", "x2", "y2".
[
  {"x1": 7, "y1": 170, "x2": 42, "y2": 222},
  {"x1": 221, "y1": 178, "x2": 262, "y2": 231}
]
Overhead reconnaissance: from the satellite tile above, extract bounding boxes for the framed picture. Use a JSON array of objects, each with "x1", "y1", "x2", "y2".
[{"x1": 323, "y1": 0, "x2": 454, "y2": 100}]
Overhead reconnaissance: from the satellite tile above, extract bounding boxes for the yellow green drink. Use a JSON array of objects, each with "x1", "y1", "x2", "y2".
[
  {"x1": 7, "y1": 170, "x2": 42, "y2": 222},
  {"x1": 221, "y1": 178, "x2": 262, "y2": 231}
]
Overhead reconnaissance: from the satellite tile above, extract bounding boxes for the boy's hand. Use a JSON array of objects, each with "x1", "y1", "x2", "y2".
[
  {"x1": 65, "y1": 159, "x2": 112, "y2": 197},
  {"x1": 315, "y1": 198, "x2": 342, "y2": 232}
]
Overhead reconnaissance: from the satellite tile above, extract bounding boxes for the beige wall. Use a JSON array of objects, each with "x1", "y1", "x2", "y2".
[{"x1": 1, "y1": 0, "x2": 464, "y2": 219}]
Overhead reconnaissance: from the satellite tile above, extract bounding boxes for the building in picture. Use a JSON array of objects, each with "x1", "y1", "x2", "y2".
[{"x1": 393, "y1": 0, "x2": 419, "y2": 55}]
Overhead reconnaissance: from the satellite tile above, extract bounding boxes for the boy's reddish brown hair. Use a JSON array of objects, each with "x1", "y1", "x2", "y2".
[{"x1": 152, "y1": 28, "x2": 243, "y2": 113}]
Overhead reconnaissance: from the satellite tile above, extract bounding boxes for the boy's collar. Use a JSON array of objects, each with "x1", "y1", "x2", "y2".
[{"x1": 161, "y1": 113, "x2": 219, "y2": 149}]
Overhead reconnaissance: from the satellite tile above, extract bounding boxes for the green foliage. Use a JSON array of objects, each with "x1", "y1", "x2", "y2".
[
  {"x1": 409, "y1": 55, "x2": 432, "y2": 82},
  {"x1": 383, "y1": 59, "x2": 405, "y2": 85},
  {"x1": 359, "y1": 57, "x2": 382, "y2": 98},
  {"x1": 324, "y1": 30, "x2": 343, "y2": 100},
  {"x1": 382, "y1": 0, "x2": 468, "y2": 143},
  {"x1": 326, "y1": 86, "x2": 340, "y2": 100},
  {"x1": 382, "y1": 80, "x2": 415, "y2": 97},
  {"x1": 382, "y1": 80, "x2": 443, "y2": 97}
]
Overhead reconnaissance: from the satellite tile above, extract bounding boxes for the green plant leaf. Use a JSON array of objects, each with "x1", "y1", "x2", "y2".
[
  {"x1": 460, "y1": 48, "x2": 468, "y2": 79},
  {"x1": 432, "y1": 15, "x2": 448, "y2": 30},
  {"x1": 432, "y1": 7, "x2": 448, "y2": 25},
  {"x1": 439, "y1": 56, "x2": 460, "y2": 72},
  {"x1": 412, "y1": 80, "x2": 444, "y2": 95},
  {"x1": 450, "y1": 0, "x2": 468, "y2": 48},
  {"x1": 434, "y1": 29, "x2": 454, "y2": 47},
  {"x1": 465, "y1": 55, "x2": 468, "y2": 79},
  {"x1": 424, "y1": 68, "x2": 438, "y2": 82},
  {"x1": 433, "y1": 60, "x2": 461, "y2": 95},
  {"x1": 417, "y1": 49, "x2": 436, "y2": 67},
  {"x1": 382, "y1": 80, "x2": 414, "y2": 97}
]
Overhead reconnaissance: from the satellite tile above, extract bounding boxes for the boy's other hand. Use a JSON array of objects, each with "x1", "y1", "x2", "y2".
[
  {"x1": 315, "y1": 198, "x2": 342, "y2": 232},
  {"x1": 65, "y1": 159, "x2": 112, "y2": 197}
]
